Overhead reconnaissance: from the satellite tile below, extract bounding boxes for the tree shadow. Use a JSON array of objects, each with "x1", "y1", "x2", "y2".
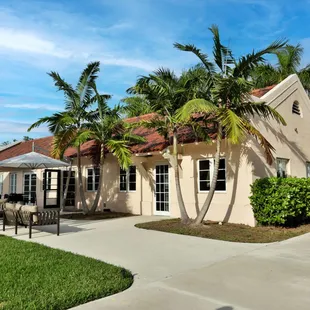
[{"x1": 216, "y1": 307, "x2": 233, "y2": 310}]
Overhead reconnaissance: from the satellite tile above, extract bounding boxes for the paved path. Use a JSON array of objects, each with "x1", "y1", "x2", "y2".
[{"x1": 3, "y1": 216, "x2": 310, "y2": 309}]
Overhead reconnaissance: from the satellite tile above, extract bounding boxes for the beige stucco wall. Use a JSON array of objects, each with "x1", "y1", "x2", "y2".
[
  {"x1": 72, "y1": 142, "x2": 255, "y2": 226},
  {"x1": 250, "y1": 74, "x2": 310, "y2": 180}
]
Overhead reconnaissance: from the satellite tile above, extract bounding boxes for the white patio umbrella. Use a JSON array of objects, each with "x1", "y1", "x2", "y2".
[{"x1": 0, "y1": 152, "x2": 70, "y2": 169}]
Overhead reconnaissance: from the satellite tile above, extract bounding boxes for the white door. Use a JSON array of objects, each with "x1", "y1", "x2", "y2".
[{"x1": 154, "y1": 164, "x2": 170, "y2": 215}]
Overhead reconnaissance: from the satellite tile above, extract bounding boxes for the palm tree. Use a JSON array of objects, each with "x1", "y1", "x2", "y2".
[
  {"x1": 251, "y1": 44, "x2": 310, "y2": 92},
  {"x1": 128, "y1": 67, "x2": 211, "y2": 224},
  {"x1": 175, "y1": 25, "x2": 287, "y2": 225},
  {"x1": 28, "y1": 62, "x2": 104, "y2": 214},
  {"x1": 87, "y1": 100, "x2": 145, "y2": 214},
  {"x1": 121, "y1": 95, "x2": 152, "y2": 117}
]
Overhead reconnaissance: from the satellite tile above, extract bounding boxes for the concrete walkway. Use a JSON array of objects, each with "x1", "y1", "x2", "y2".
[{"x1": 3, "y1": 216, "x2": 310, "y2": 309}]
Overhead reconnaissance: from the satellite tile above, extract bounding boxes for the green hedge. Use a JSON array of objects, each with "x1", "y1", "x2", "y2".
[{"x1": 250, "y1": 177, "x2": 310, "y2": 226}]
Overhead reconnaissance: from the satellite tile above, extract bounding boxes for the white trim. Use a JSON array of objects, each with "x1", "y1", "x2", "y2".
[
  {"x1": 23, "y1": 172, "x2": 37, "y2": 202},
  {"x1": 197, "y1": 158, "x2": 227, "y2": 193},
  {"x1": 86, "y1": 167, "x2": 100, "y2": 192},
  {"x1": 154, "y1": 163, "x2": 170, "y2": 216}
]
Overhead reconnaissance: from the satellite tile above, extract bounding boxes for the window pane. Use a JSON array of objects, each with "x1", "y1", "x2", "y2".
[
  {"x1": 199, "y1": 171, "x2": 210, "y2": 182},
  {"x1": 218, "y1": 170, "x2": 226, "y2": 180},
  {"x1": 219, "y1": 159, "x2": 226, "y2": 169},
  {"x1": 200, "y1": 181, "x2": 210, "y2": 191},
  {"x1": 199, "y1": 160, "x2": 210, "y2": 170},
  {"x1": 216, "y1": 180, "x2": 226, "y2": 191},
  {"x1": 129, "y1": 182, "x2": 136, "y2": 191}
]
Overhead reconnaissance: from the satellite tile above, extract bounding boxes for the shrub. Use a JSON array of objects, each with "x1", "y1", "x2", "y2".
[{"x1": 250, "y1": 177, "x2": 310, "y2": 226}]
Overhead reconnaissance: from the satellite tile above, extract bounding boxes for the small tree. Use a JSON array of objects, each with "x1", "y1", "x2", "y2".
[
  {"x1": 29, "y1": 62, "x2": 104, "y2": 214},
  {"x1": 129, "y1": 67, "x2": 211, "y2": 224},
  {"x1": 86, "y1": 100, "x2": 144, "y2": 214},
  {"x1": 175, "y1": 25, "x2": 287, "y2": 225}
]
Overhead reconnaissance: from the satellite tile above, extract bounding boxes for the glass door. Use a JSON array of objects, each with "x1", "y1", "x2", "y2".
[
  {"x1": 62, "y1": 170, "x2": 76, "y2": 207},
  {"x1": 154, "y1": 164, "x2": 170, "y2": 215},
  {"x1": 24, "y1": 173, "x2": 37, "y2": 204}
]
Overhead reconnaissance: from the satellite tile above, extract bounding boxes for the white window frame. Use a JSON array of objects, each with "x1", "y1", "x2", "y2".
[
  {"x1": 119, "y1": 166, "x2": 137, "y2": 192},
  {"x1": 86, "y1": 167, "x2": 100, "y2": 192},
  {"x1": 9, "y1": 173, "x2": 17, "y2": 194},
  {"x1": 276, "y1": 158, "x2": 289, "y2": 178},
  {"x1": 198, "y1": 158, "x2": 226, "y2": 193},
  {"x1": 306, "y1": 162, "x2": 310, "y2": 178},
  {"x1": 0, "y1": 173, "x2": 3, "y2": 196}
]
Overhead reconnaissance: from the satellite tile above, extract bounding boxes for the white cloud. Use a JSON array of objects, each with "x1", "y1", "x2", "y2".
[
  {"x1": 2, "y1": 103, "x2": 63, "y2": 111},
  {"x1": 0, "y1": 120, "x2": 48, "y2": 134},
  {"x1": 0, "y1": 27, "x2": 71, "y2": 58}
]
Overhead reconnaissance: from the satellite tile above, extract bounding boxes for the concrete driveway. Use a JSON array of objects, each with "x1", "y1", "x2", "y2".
[{"x1": 3, "y1": 216, "x2": 310, "y2": 309}]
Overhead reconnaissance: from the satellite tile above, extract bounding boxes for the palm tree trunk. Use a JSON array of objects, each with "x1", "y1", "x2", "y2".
[
  {"x1": 90, "y1": 144, "x2": 104, "y2": 214},
  {"x1": 173, "y1": 129, "x2": 190, "y2": 224},
  {"x1": 77, "y1": 146, "x2": 89, "y2": 214},
  {"x1": 61, "y1": 162, "x2": 72, "y2": 212},
  {"x1": 194, "y1": 124, "x2": 222, "y2": 225}
]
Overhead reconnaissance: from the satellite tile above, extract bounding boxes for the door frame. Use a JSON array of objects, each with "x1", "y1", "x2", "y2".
[
  {"x1": 23, "y1": 172, "x2": 37, "y2": 204},
  {"x1": 43, "y1": 169, "x2": 61, "y2": 209},
  {"x1": 153, "y1": 163, "x2": 170, "y2": 216},
  {"x1": 61, "y1": 169, "x2": 76, "y2": 208}
]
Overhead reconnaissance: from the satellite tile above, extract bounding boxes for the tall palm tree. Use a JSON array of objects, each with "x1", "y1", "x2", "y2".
[
  {"x1": 86, "y1": 100, "x2": 145, "y2": 214},
  {"x1": 175, "y1": 25, "x2": 287, "y2": 225},
  {"x1": 128, "y1": 67, "x2": 211, "y2": 224},
  {"x1": 28, "y1": 61, "x2": 104, "y2": 214},
  {"x1": 121, "y1": 95, "x2": 152, "y2": 117},
  {"x1": 251, "y1": 44, "x2": 310, "y2": 91}
]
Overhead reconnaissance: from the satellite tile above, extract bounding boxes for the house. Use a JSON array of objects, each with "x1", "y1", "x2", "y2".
[{"x1": 0, "y1": 74, "x2": 309, "y2": 226}]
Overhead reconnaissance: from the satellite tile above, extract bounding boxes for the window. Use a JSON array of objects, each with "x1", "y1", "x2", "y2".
[
  {"x1": 0, "y1": 174, "x2": 3, "y2": 196},
  {"x1": 120, "y1": 166, "x2": 136, "y2": 192},
  {"x1": 87, "y1": 168, "x2": 100, "y2": 191},
  {"x1": 292, "y1": 101, "x2": 301, "y2": 116},
  {"x1": 306, "y1": 162, "x2": 310, "y2": 178},
  {"x1": 9, "y1": 173, "x2": 17, "y2": 194},
  {"x1": 276, "y1": 158, "x2": 289, "y2": 178},
  {"x1": 42, "y1": 171, "x2": 52, "y2": 190},
  {"x1": 199, "y1": 158, "x2": 226, "y2": 192}
]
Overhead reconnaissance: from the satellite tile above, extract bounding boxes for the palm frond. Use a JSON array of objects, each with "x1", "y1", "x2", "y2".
[
  {"x1": 233, "y1": 39, "x2": 287, "y2": 78},
  {"x1": 106, "y1": 140, "x2": 132, "y2": 170},
  {"x1": 218, "y1": 109, "x2": 247, "y2": 144},
  {"x1": 76, "y1": 61, "x2": 100, "y2": 109},
  {"x1": 209, "y1": 24, "x2": 234, "y2": 72},
  {"x1": 174, "y1": 43, "x2": 215, "y2": 73},
  {"x1": 176, "y1": 99, "x2": 218, "y2": 122},
  {"x1": 242, "y1": 119, "x2": 275, "y2": 165}
]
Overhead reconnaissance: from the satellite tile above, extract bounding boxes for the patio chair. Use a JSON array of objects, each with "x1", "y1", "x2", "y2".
[{"x1": 2, "y1": 203, "x2": 60, "y2": 239}]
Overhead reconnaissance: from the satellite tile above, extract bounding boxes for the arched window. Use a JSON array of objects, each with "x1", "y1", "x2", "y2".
[{"x1": 292, "y1": 101, "x2": 301, "y2": 116}]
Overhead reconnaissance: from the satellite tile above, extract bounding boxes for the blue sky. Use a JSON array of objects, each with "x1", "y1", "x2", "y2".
[{"x1": 0, "y1": 0, "x2": 309, "y2": 142}]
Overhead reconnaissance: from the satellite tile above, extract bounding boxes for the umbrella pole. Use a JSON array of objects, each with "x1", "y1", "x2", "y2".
[{"x1": 32, "y1": 142, "x2": 35, "y2": 152}]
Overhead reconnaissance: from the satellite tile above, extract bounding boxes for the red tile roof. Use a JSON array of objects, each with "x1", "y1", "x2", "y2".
[
  {"x1": 0, "y1": 112, "x2": 212, "y2": 161},
  {"x1": 251, "y1": 85, "x2": 276, "y2": 98}
]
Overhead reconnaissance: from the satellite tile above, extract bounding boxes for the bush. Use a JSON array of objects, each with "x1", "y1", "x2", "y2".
[{"x1": 250, "y1": 177, "x2": 310, "y2": 226}]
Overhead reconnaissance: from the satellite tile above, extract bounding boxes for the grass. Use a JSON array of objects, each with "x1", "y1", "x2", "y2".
[
  {"x1": 60, "y1": 211, "x2": 134, "y2": 221},
  {"x1": 0, "y1": 236, "x2": 133, "y2": 310},
  {"x1": 135, "y1": 218, "x2": 310, "y2": 243}
]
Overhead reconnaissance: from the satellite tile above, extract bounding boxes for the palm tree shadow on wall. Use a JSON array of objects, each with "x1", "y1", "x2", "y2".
[{"x1": 223, "y1": 143, "x2": 276, "y2": 222}]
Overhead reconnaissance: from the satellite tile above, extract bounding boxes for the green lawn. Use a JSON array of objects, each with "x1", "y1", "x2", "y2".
[
  {"x1": 135, "y1": 219, "x2": 310, "y2": 243},
  {"x1": 0, "y1": 236, "x2": 133, "y2": 310}
]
